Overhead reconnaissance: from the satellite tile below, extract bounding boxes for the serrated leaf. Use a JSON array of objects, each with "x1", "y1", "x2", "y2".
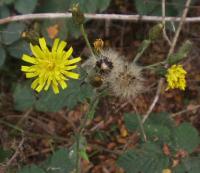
[
  {"x1": 174, "y1": 156, "x2": 200, "y2": 173},
  {"x1": 0, "y1": 45, "x2": 6, "y2": 67},
  {"x1": 43, "y1": 148, "x2": 75, "y2": 173},
  {"x1": 35, "y1": 79, "x2": 94, "y2": 112},
  {"x1": 14, "y1": 0, "x2": 38, "y2": 14},
  {"x1": 124, "y1": 112, "x2": 173, "y2": 142},
  {"x1": 173, "y1": 122, "x2": 200, "y2": 153},
  {"x1": 7, "y1": 40, "x2": 31, "y2": 59},
  {"x1": 2, "y1": 23, "x2": 26, "y2": 45},
  {"x1": 124, "y1": 113, "x2": 139, "y2": 132},
  {"x1": 117, "y1": 142, "x2": 170, "y2": 173},
  {"x1": 17, "y1": 165, "x2": 45, "y2": 173},
  {"x1": 13, "y1": 83, "x2": 36, "y2": 111}
]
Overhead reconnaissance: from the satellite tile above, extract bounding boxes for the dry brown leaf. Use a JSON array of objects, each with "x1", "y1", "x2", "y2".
[{"x1": 47, "y1": 24, "x2": 59, "y2": 39}]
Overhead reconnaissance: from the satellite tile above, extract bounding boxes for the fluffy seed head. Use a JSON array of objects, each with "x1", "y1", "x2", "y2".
[
  {"x1": 82, "y1": 48, "x2": 144, "y2": 99},
  {"x1": 106, "y1": 61, "x2": 144, "y2": 99}
]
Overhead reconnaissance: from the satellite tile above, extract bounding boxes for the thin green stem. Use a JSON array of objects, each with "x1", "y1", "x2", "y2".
[
  {"x1": 80, "y1": 24, "x2": 95, "y2": 57},
  {"x1": 142, "y1": 60, "x2": 166, "y2": 69},
  {"x1": 136, "y1": 114, "x2": 147, "y2": 142},
  {"x1": 133, "y1": 40, "x2": 151, "y2": 63},
  {"x1": 75, "y1": 93, "x2": 99, "y2": 173}
]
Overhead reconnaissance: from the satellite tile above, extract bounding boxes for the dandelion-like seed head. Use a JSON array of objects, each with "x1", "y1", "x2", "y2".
[
  {"x1": 21, "y1": 37, "x2": 81, "y2": 94},
  {"x1": 83, "y1": 48, "x2": 144, "y2": 99},
  {"x1": 165, "y1": 64, "x2": 187, "y2": 91},
  {"x1": 106, "y1": 61, "x2": 144, "y2": 99}
]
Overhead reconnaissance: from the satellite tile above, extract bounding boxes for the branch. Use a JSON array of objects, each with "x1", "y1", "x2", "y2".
[
  {"x1": 1, "y1": 13, "x2": 200, "y2": 25},
  {"x1": 142, "y1": 0, "x2": 192, "y2": 124}
]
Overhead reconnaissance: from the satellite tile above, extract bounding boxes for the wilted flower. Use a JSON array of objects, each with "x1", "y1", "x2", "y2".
[
  {"x1": 165, "y1": 64, "x2": 187, "y2": 90},
  {"x1": 21, "y1": 37, "x2": 81, "y2": 94},
  {"x1": 83, "y1": 48, "x2": 144, "y2": 99},
  {"x1": 93, "y1": 39, "x2": 104, "y2": 51}
]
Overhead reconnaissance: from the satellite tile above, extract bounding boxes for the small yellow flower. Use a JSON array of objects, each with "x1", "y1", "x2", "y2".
[
  {"x1": 165, "y1": 64, "x2": 187, "y2": 91},
  {"x1": 93, "y1": 39, "x2": 104, "y2": 51},
  {"x1": 21, "y1": 37, "x2": 81, "y2": 94},
  {"x1": 162, "y1": 169, "x2": 172, "y2": 173}
]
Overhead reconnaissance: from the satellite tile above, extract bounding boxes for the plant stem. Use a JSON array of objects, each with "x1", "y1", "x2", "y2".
[
  {"x1": 80, "y1": 24, "x2": 95, "y2": 57},
  {"x1": 75, "y1": 93, "x2": 99, "y2": 173},
  {"x1": 142, "y1": 60, "x2": 166, "y2": 69},
  {"x1": 136, "y1": 114, "x2": 147, "y2": 142},
  {"x1": 133, "y1": 40, "x2": 151, "y2": 63}
]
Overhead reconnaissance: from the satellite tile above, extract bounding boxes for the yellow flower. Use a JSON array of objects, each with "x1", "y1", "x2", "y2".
[
  {"x1": 21, "y1": 38, "x2": 81, "y2": 94},
  {"x1": 162, "y1": 169, "x2": 172, "y2": 173},
  {"x1": 165, "y1": 64, "x2": 187, "y2": 91}
]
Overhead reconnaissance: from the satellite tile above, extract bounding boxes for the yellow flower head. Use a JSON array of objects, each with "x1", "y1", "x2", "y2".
[
  {"x1": 165, "y1": 64, "x2": 187, "y2": 91},
  {"x1": 21, "y1": 38, "x2": 81, "y2": 94}
]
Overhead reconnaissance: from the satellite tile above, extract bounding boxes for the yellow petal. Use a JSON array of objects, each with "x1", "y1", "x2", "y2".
[
  {"x1": 31, "y1": 78, "x2": 39, "y2": 89},
  {"x1": 22, "y1": 54, "x2": 36, "y2": 64},
  {"x1": 57, "y1": 41, "x2": 67, "y2": 54},
  {"x1": 44, "y1": 78, "x2": 52, "y2": 91},
  {"x1": 64, "y1": 71, "x2": 80, "y2": 79},
  {"x1": 30, "y1": 44, "x2": 45, "y2": 58},
  {"x1": 65, "y1": 57, "x2": 81, "y2": 65},
  {"x1": 52, "y1": 81, "x2": 59, "y2": 94},
  {"x1": 35, "y1": 81, "x2": 46, "y2": 92},
  {"x1": 26, "y1": 73, "x2": 38, "y2": 78},
  {"x1": 39, "y1": 37, "x2": 49, "y2": 52},
  {"x1": 64, "y1": 47, "x2": 73, "y2": 59},
  {"x1": 21, "y1": 66, "x2": 35, "y2": 72},
  {"x1": 52, "y1": 38, "x2": 60, "y2": 52},
  {"x1": 59, "y1": 80, "x2": 68, "y2": 89},
  {"x1": 64, "y1": 65, "x2": 77, "y2": 70}
]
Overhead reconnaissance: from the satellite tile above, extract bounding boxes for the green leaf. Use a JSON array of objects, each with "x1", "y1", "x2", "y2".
[
  {"x1": 167, "y1": 40, "x2": 192, "y2": 65},
  {"x1": 13, "y1": 83, "x2": 36, "y2": 111},
  {"x1": 124, "y1": 112, "x2": 173, "y2": 142},
  {"x1": 174, "y1": 156, "x2": 200, "y2": 173},
  {"x1": 117, "y1": 142, "x2": 170, "y2": 173},
  {"x1": 0, "y1": 148, "x2": 12, "y2": 163},
  {"x1": 38, "y1": 0, "x2": 110, "y2": 39},
  {"x1": 43, "y1": 148, "x2": 75, "y2": 173},
  {"x1": 35, "y1": 78, "x2": 94, "y2": 112},
  {"x1": 37, "y1": 0, "x2": 72, "y2": 12},
  {"x1": 0, "y1": 6, "x2": 10, "y2": 19},
  {"x1": 14, "y1": 0, "x2": 38, "y2": 14},
  {"x1": 17, "y1": 165, "x2": 46, "y2": 173},
  {"x1": 71, "y1": 0, "x2": 111, "y2": 13},
  {"x1": 124, "y1": 113, "x2": 139, "y2": 132},
  {"x1": 133, "y1": 0, "x2": 178, "y2": 16},
  {"x1": 0, "y1": 45, "x2": 6, "y2": 67},
  {"x1": 172, "y1": 122, "x2": 200, "y2": 153},
  {"x1": 2, "y1": 22, "x2": 26, "y2": 45},
  {"x1": 7, "y1": 40, "x2": 31, "y2": 59}
]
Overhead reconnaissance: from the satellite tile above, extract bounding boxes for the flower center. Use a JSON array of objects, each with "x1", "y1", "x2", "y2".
[{"x1": 46, "y1": 61, "x2": 55, "y2": 71}]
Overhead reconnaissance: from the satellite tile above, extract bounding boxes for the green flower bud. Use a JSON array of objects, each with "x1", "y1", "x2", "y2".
[
  {"x1": 149, "y1": 23, "x2": 164, "y2": 41},
  {"x1": 71, "y1": 3, "x2": 85, "y2": 25}
]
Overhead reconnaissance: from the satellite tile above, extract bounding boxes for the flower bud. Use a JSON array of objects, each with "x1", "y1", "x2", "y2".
[{"x1": 71, "y1": 3, "x2": 85, "y2": 25}]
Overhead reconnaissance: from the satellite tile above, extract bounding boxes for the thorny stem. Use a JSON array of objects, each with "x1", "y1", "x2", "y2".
[{"x1": 80, "y1": 24, "x2": 95, "y2": 57}]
